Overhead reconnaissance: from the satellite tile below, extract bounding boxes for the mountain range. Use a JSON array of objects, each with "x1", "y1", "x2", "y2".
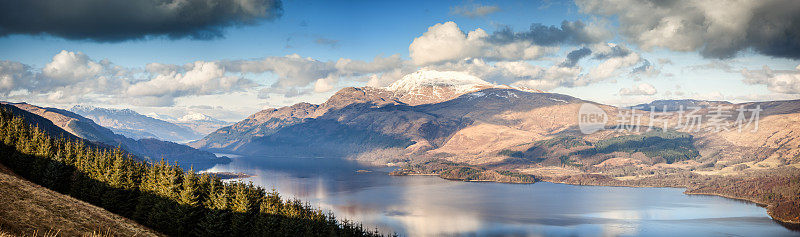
[
  {"x1": 69, "y1": 105, "x2": 229, "y2": 143},
  {"x1": 0, "y1": 102, "x2": 228, "y2": 169},
  {"x1": 186, "y1": 70, "x2": 800, "y2": 223},
  {"x1": 3, "y1": 69, "x2": 799, "y2": 223},
  {"x1": 187, "y1": 70, "x2": 800, "y2": 222}
]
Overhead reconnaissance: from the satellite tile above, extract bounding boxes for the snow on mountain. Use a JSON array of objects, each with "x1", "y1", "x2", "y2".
[
  {"x1": 178, "y1": 112, "x2": 215, "y2": 122},
  {"x1": 383, "y1": 69, "x2": 542, "y2": 105},
  {"x1": 173, "y1": 112, "x2": 231, "y2": 135},
  {"x1": 387, "y1": 69, "x2": 493, "y2": 94},
  {"x1": 70, "y1": 105, "x2": 202, "y2": 142}
]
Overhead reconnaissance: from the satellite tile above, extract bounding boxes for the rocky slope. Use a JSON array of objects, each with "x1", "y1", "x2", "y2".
[{"x1": 1, "y1": 102, "x2": 227, "y2": 169}]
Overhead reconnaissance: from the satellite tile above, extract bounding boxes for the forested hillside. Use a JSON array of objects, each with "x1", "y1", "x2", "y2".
[
  {"x1": 1, "y1": 102, "x2": 226, "y2": 170},
  {"x1": 0, "y1": 108, "x2": 382, "y2": 236}
]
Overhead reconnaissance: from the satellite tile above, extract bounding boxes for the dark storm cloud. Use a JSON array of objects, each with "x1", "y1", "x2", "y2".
[
  {"x1": 489, "y1": 20, "x2": 608, "y2": 46},
  {"x1": 0, "y1": 0, "x2": 283, "y2": 42},
  {"x1": 559, "y1": 47, "x2": 592, "y2": 67},
  {"x1": 743, "y1": 0, "x2": 800, "y2": 59},
  {"x1": 578, "y1": 0, "x2": 800, "y2": 59}
]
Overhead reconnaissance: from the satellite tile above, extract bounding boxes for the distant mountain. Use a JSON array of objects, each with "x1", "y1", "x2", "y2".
[
  {"x1": 70, "y1": 105, "x2": 202, "y2": 142},
  {"x1": 629, "y1": 99, "x2": 732, "y2": 111},
  {"x1": 2, "y1": 102, "x2": 227, "y2": 169},
  {"x1": 190, "y1": 70, "x2": 800, "y2": 178},
  {"x1": 187, "y1": 70, "x2": 800, "y2": 222},
  {"x1": 172, "y1": 112, "x2": 231, "y2": 135},
  {"x1": 190, "y1": 80, "x2": 581, "y2": 157},
  {"x1": 386, "y1": 69, "x2": 542, "y2": 106}
]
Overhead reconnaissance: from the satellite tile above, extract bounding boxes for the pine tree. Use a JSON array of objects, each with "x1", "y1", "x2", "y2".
[
  {"x1": 178, "y1": 168, "x2": 201, "y2": 235},
  {"x1": 0, "y1": 109, "x2": 378, "y2": 237},
  {"x1": 230, "y1": 182, "x2": 253, "y2": 236},
  {"x1": 195, "y1": 184, "x2": 231, "y2": 237}
]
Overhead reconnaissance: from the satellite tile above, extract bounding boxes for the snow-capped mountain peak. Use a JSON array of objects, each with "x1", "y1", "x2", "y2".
[
  {"x1": 386, "y1": 69, "x2": 493, "y2": 94},
  {"x1": 178, "y1": 112, "x2": 214, "y2": 122}
]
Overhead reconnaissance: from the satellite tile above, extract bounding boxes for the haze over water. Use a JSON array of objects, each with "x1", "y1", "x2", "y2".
[{"x1": 204, "y1": 155, "x2": 799, "y2": 236}]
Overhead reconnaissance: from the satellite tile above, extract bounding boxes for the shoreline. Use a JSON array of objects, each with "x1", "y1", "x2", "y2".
[{"x1": 383, "y1": 170, "x2": 800, "y2": 226}]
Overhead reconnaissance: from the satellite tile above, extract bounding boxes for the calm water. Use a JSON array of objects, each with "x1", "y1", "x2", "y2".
[{"x1": 203, "y1": 156, "x2": 799, "y2": 236}]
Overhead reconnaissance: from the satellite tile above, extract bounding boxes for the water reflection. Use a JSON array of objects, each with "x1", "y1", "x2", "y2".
[{"x1": 203, "y1": 156, "x2": 798, "y2": 236}]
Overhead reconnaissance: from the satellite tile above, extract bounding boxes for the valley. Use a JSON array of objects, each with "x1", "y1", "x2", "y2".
[{"x1": 189, "y1": 70, "x2": 800, "y2": 225}]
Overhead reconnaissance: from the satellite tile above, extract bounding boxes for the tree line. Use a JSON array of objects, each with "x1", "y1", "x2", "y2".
[{"x1": 0, "y1": 109, "x2": 384, "y2": 236}]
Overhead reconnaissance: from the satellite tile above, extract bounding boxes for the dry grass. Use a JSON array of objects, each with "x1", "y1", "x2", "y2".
[{"x1": 0, "y1": 164, "x2": 161, "y2": 237}]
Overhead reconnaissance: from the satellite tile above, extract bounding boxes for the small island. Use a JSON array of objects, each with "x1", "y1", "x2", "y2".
[{"x1": 203, "y1": 171, "x2": 253, "y2": 180}]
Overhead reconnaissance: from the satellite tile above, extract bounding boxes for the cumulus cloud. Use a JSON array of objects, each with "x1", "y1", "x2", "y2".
[
  {"x1": 450, "y1": 4, "x2": 501, "y2": 18},
  {"x1": 577, "y1": 0, "x2": 800, "y2": 59},
  {"x1": 224, "y1": 54, "x2": 334, "y2": 88},
  {"x1": 0, "y1": 60, "x2": 34, "y2": 95},
  {"x1": 421, "y1": 58, "x2": 582, "y2": 91},
  {"x1": 0, "y1": 50, "x2": 260, "y2": 106},
  {"x1": 223, "y1": 53, "x2": 405, "y2": 94},
  {"x1": 0, "y1": 0, "x2": 283, "y2": 42},
  {"x1": 41, "y1": 51, "x2": 104, "y2": 87},
  {"x1": 742, "y1": 65, "x2": 800, "y2": 94},
  {"x1": 335, "y1": 54, "x2": 405, "y2": 74},
  {"x1": 408, "y1": 21, "x2": 607, "y2": 65},
  {"x1": 415, "y1": 41, "x2": 647, "y2": 91},
  {"x1": 586, "y1": 43, "x2": 641, "y2": 80},
  {"x1": 619, "y1": 83, "x2": 657, "y2": 95},
  {"x1": 127, "y1": 61, "x2": 256, "y2": 105}
]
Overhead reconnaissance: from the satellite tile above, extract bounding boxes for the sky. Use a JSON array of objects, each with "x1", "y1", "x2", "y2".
[{"x1": 1, "y1": 0, "x2": 799, "y2": 121}]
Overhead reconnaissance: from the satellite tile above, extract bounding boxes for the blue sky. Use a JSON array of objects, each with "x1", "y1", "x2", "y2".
[
  {"x1": 1, "y1": 0, "x2": 799, "y2": 121},
  {"x1": 1, "y1": 0, "x2": 581, "y2": 66}
]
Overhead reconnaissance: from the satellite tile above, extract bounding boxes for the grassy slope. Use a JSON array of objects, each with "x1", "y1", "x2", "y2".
[{"x1": 0, "y1": 163, "x2": 161, "y2": 236}]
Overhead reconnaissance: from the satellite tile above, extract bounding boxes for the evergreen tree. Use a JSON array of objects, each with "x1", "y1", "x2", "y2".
[
  {"x1": 178, "y1": 168, "x2": 201, "y2": 235},
  {"x1": 0, "y1": 108, "x2": 379, "y2": 237}
]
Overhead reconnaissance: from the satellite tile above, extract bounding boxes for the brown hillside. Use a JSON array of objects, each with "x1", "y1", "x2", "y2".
[{"x1": 0, "y1": 163, "x2": 161, "y2": 236}]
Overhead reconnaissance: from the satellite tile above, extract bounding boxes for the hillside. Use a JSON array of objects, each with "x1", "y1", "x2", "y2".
[
  {"x1": 1, "y1": 102, "x2": 227, "y2": 170},
  {"x1": 0, "y1": 108, "x2": 380, "y2": 236},
  {"x1": 0, "y1": 163, "x2": 161, "y2": 236},
  {"x1": 189, "y1": 71, "x2": 800, "y2": 223}
]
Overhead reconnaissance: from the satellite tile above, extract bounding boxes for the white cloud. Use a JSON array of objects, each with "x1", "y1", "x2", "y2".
[
  {"x1": 409, "y1": 21, "x2": 575, "y2": 65},
  {"x1": 586, "y1": 43, "x2": 641, "y2": 80},
  {"x1": 0, "y1": 60, "x2": 33, "y2": 95},
  {"x1": 42, "y1": 50, "x2": 103, "y2": 84},
  {"x1": 224, "y1": 53, "x2": 407, "y2": 96},
  {"x1": 742, "y1": 64, "x2": 800, "y2": 94},
  {"x1": 619, "y1": 83, "x2": 657, "y2": 96},
  {"x1": 0, "y1": 50, "x2": 260, "y2": 106},
  {"x1": 313, "y1": 76, "x2": 337, "y2": 93},
  {"x1": 335, "y1": 54, "x2": 405, "y2": 74},
  {"x1": 409, "y1": 22, "x2": 489, "y2": 65},
  {"x1": 126, "y1": 61, "x2": 256, "y2": 105}
]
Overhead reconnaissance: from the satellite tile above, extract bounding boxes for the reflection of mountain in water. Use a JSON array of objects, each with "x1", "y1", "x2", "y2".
[{"x1": 201, "y1": 156, "x2": 795, "y2": 237}]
